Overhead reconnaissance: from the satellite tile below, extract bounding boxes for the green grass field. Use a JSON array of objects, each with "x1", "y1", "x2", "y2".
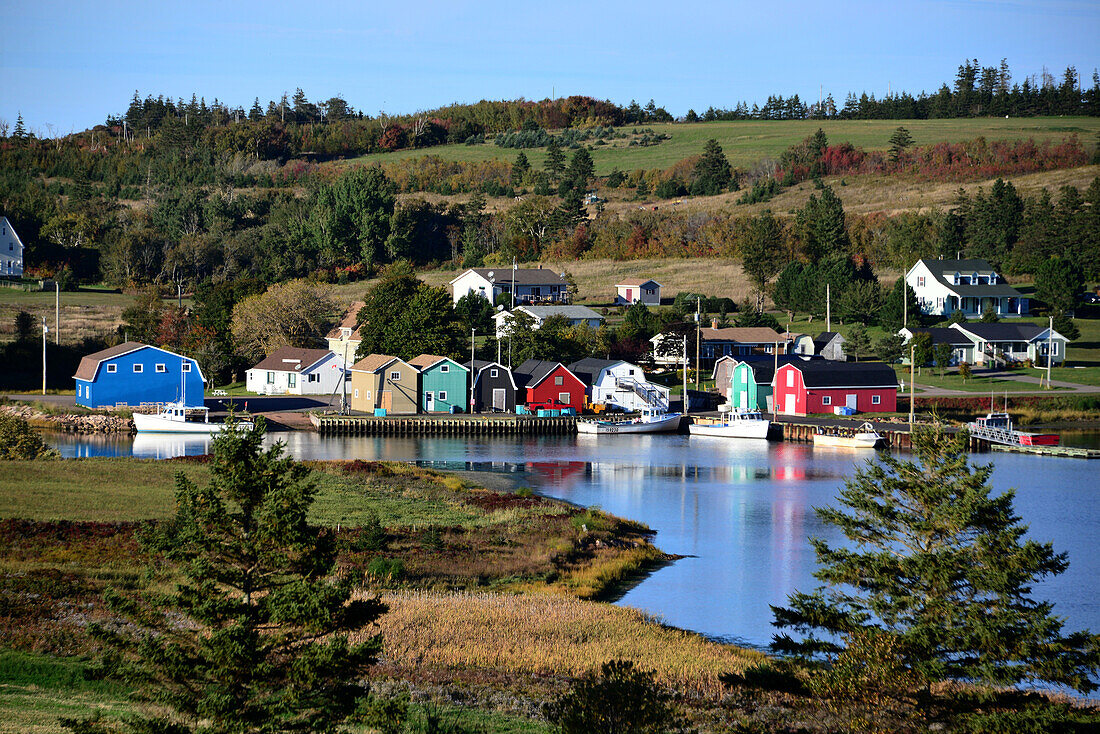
[{"x1": 346, "y1": 117, "x2": 1100, "y2": 174}]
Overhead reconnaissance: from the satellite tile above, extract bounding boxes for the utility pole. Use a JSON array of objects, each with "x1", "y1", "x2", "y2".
[
  {"x1": 1045, "y1": 315, "x2": 1054, "y2": 389},
  {"x1": 340, "y1": 342, "x2": 349, "y2": 415},
  {"x1": 54, "y1": 281, "x2": 59, "y2": 345},
  {"x1": 695, "y1": 297, "x2": 701, "y2": 392},
  {"x1": 773, "y1": 342, "x2": 779, "y2": 420},
  {"x1": 41, "y1": 318, "x2": 48, "y2": 395},
  {"x1": 902, "y1": 279, "x2": 907, "y2": 330},
  {"x1": 470, "y1": 328, "x2": 476, "y2": 412},
  {"x1": 908, "y1": 344, "x2": 916, "y2": 428},
  {"x1": 826, "y1": 283, "x2": 831, "y2": 332}
]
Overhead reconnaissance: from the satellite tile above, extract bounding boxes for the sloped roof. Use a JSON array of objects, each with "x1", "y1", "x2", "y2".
[
  {"x1": 466, "y1": 360, "x2": 517, "y2": 390},
  {"x1": 567, "y1": 358, "x2": 625, "y2": 384},
  {"x1": 782, "y1": 360, "x2": 899, "y2": 388},
  {"x1": 812, "y1": 332, "x2": 844, "y2": 349},
  {"x1": 616, "y1": 278, "x2": 661, "y2": 288},
  {"x1": 741, "y1": 355, "x2": 823, "y2": 383},
  {"x1": 701, "y1": 326, "x2": 786, "y2": 343},
  {"x1": 904, "y1": 327, "x2": 972, "y2": 346},
  {"x1": 350, "y1": 353, "x2": 400, "y2": 373},
  {"x1": 952, "y1": 322, "x2": 1050, "y2": 342},
  {"x1": 514, "y1": 359, "x2": 580, "y2": 389},
  {"x1": 915, "y1": 258, "x2": 1022, "y2": 298},
  {"x1": 459, "y1": 267, "x2": 568, "y2": 286},
  {"x1": 409, "y1": 354, "x2": 469, "y2": 372},
  {"x1": 73, "y1": 342, "x2": 147, "y2": 381},
  {"x1": 251, "y1": 347, "x2": 334, "y2": 373},
  {"x1": 325, "y1": 301, "x2": 364, "y2": 339},
  {"x1": 922, "y1": 258, "x2": 998, "y2": 275},
  {"x1": 517, "y1": 305, "x2": 603, "y2": 321}
]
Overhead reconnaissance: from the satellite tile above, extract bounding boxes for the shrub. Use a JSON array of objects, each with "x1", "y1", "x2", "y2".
[
  {"x1": 0, "y1": 415, "x2": 57, "y2": 460},
  {"x1": 367, "y1": 557, "x2": 405, "y2": 584},
  {"x1": 353, "y1": 692, "x2": 410, "y2": 734},
  {"x1": 544, "y1": 659, "x2": 690, "y2": 734}
]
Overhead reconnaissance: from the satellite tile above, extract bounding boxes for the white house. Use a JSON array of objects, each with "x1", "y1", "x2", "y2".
[
  {"x1": 906, "y1": 258, "x2": 1027, "y2": 318},
  {"x1": 615, "y1": 279, "x2": 661, "y2": 306},
  {"x1": 567, "y1": 358, "x2": 670, "y2": 412},
  {"x1": 948, "y1": 322, "x2": 1067, "y2": 367},
  {"x1": 245, "y1": 347, "x2": 347, "y2": 395},
  {"x1": 450, "y1": 266, "x2": 570, "y2": 305},
  {"x1": 898, "y1": 327, "x2": 973, "y2": 365},
  {"x1": 494, "y1": 305, "x2": 604, "y2": 338},
  {"x1": 0, "y1": 216, "x2": 25, "y2": 278},
  {"x1": 325, "y1": 301, "x2": 363, "y2": 362}
]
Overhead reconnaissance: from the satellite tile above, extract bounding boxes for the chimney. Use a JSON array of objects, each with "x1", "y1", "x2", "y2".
[{"x1": 711, "y1": 318, "x2": 718, "y2": 329}]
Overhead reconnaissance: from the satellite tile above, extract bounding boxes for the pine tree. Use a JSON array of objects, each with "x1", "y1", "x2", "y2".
[
  {"x1": 249, "y1": 97, "x2": 264, "y2": 121},
  {"x1": 773, "y1": 423, "x2": 1100, "y2": 693},
  {"x1": 567, "y1": 147, "x2": 595, "y2": 188},
  {"x1": 690, "y1": 138, "x2": 733, "y2": 195},
  {"x1": 511, "y1": 151, "x2": 530, "y2": 188},
  {"x1": 12, "y1": 113, "x2": 26, "y2": 139},
  {"x1": 742, "y1": 210, "x2": 783, "y2": 311},
  {"x1": 544, "y1": 138, "x2": 565, "y2": 182},
  {"x1": 878, "y1": 278, "x2": 920, "y2": 333},
  {"x1": 888, "y1": 126, "x2": 913, "y2": 163},
  {"x1": 73, "y1": 423, "x2": 388, "y2": 733}
]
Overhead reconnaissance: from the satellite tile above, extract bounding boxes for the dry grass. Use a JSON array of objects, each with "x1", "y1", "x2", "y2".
[{"x1": 368, "y1": 590, "x2": 765, "y2": 698}]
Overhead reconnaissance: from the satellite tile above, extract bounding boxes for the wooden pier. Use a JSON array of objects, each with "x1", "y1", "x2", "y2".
[
  {"x1": 310, "y1": 413, "x2": 577, "y2": 436},
  {"x1": 774, "y1": 421, "x2": 992, "y2": 452},
  {"x1": 989, "y1": 443, "x2": 1100, "y2": 459}
]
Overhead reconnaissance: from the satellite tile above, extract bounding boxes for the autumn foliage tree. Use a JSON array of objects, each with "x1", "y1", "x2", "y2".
[{"x1": 230, "y1": 279, "x2": 338, "y2": 362}]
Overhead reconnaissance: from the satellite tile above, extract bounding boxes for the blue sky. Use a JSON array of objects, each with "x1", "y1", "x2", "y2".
[{"x1": 2, "y1": 0, "x2": 1098, "y2": 135}]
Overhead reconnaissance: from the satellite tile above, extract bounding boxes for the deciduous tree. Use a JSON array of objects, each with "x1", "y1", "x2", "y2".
[{"x1": 230, "y1": 279, "x2": 338, "y2": 362}]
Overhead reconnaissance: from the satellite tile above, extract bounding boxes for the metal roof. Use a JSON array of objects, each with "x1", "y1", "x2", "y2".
[{"x1": 781, "y1": 360, "x2": 899, "y2": 388}]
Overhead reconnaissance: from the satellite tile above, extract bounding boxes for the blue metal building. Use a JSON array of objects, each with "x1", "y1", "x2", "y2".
[{"x1": 73, "y1": 342, "x2": 205, "y2": 408}]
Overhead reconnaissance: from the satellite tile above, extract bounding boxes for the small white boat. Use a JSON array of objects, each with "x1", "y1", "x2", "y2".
[
  {"x1": 687, "y1": 411, "x2": 771, "y2": 439},
  {"x1": 812, "y1": 421, "x2": 882, "y2": 449},
  {"x1": 576, "y1": 408, "x2": 682, "y2": 435},
  {"x1": 133, "y1": 402, "x2": 253, "y2": 434}
]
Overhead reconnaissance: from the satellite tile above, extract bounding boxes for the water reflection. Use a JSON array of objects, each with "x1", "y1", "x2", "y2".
[{"x1": 43, "y1": 431, "x2": 1099, "y2": 652}]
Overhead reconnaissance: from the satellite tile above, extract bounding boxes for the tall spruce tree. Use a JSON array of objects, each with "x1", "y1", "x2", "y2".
[
  {"x1": 544, "y1": 138, "x2": 565, "y2": 182},
  {"x1": 691, "y1": 138, "x2": 733, "y2": 195},
  {"x1": 773, "y1": 423, "x2": 1100, "y2": 693},
  {"x1": 73, "y1": 422, "x2": 388, "y2": 733},
  {"x1": 742, "y1": 210, "x2": 783, "y2": 311}
]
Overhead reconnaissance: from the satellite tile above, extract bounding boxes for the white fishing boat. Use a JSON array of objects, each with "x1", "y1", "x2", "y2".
[
  {"x1": 687, "y1": 410, "x2": 771, "y2": 439},
  {"x1": 133, "y1": 402, "x2": 253, "y2": 434},
  {"x1": 576, "y1": 408, "x2": 682, "y2": 435},
  {"x1": 812, "y1": 421, "x2": 882, "y2": 449}
]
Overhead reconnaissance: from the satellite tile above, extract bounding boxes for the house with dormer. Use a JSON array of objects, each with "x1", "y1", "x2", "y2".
[
  {"x1": 0, "y1": 217, "x2": 25, "y2": 278},
  {"x1": 449, "y1": 266, "x2": 571, "y2": 305},
  {"x1": 325, "y1": 301, "x2": 363, "y2": 362},
  {"x1": 906, "y1": 258, "x2": 1027, "y2": 318}
]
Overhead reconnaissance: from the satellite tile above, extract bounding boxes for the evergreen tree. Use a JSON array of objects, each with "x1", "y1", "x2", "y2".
[
  {"x1": 796, "y1": 186, "x2": 849, "y2": 260},
  {"x1": 846, "y1": 323, "x2": 870, "y2": 362},
  {"x1": 249, "y1": 97, "x2": 264, "y2": 121},
  {"x1": 634, "y1": 175, "x2": 649, "y2": 200},
  {"x1": 1034, "y1": 257, "x2": 1084, "y2": 314},
  {"x1": 1052, "y1": 312, "x2": 1081, "y2": 342},
  {"x1": 875, "y1": 333, "x2": 905, "y2": 363},
  {"x1": 12, "y1": 113, "x2": 26, "y2": 139},
  {"x1": 567, "y1": 147, "x2": 595, "y2": 188},
  {"x1": 511, "y1": 151, "x2": 530, "y2": 188},
  {"x1": 887, "y1": 126, "x2": 914, "y2": 163},
  {"x1": 74, "y1": 422, "x2": 388, "y2": 733},
  {"x1": 878, "y1": 278, "x2": 920, "y2": 333},
  {"x1": 691, "y1": 138, "x2": 733, "y2": 196},
  {"x1": 544, "y1": 138, "x2": 565, "y2": 182},
  {"x1": 741, "y1": 210, "x2": 783, "y2": 311},
  {"x1": 773, "y1": 423, "x2": 1100, "y2": 692}
]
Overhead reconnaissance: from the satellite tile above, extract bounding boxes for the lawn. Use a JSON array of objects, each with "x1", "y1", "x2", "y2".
[{"x1": 345, "y1": 117, "x2": 1100, "y2": 175}]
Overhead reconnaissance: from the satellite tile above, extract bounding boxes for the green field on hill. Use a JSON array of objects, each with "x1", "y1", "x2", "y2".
[{"x1": 347, "y1": 117, "x2": 1100, "y2": 174}]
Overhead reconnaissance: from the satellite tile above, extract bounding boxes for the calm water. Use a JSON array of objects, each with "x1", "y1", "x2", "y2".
[{"x1": 48, "y1": 431, "x2": 1100, "y2": 652}]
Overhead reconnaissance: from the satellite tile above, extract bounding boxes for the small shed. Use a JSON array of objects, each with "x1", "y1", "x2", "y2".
[
  {"x1": 812, "y1": 332, "x2": 847, "y2": 361},
  {"x1": 615, "y1": 279, "x2": 662, "y2": 306},
  {"x1": 409, "y1": 354, "x2": 470, "y2": 413},
  {"x1": 348, "y1": 354, "x2": 419, "y2": 414},
  {"x1": 513, "y1": 359, "x2": 586, "y2": 411},
  {"x1": 467, "y1": 360, "x2": 518, "y2": 413}
]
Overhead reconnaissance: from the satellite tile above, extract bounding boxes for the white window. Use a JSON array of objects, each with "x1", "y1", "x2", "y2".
[
  {"x1": 1051, "y1": 342, "x2": 1059, "y2": 356},
  {"x1": 390, "y1": 371, "x2": 400, "y2": 381},
  {"x1": 354, "y1": 388, "x2": 359, "y2": 399},
  {"x1": 558, "y1": 392, "x2": 570, "y2": 404},
  {"x1": 182, "y1": 362, "x2": 191, "y2": 372},
  {"x1": 155, "y1": 363, "x2": 166, "y2": 373},
  {"x1": 106, "y1": 364, "x2": 117, "y2": 374},
  {"x1": 133, "y1": 364, "x2": 143, "y2": 373},
  {"x1": 366, "y1": 391, "x2": 372, "y2": 399},
  {"x1": 440, "y1": 364, "x2": 449, "y2": 373},
  {"x1": 78, "y1": 385, "x2": 82, "y2": 397},
  {"x1": 554, "y1": 376, "x2": 564, "y2": 386},
  {"x1": 267, "y1": 371, "x2": 274, "y2": 384},
  {"x1": 438, "y1": 391, "x2": 447, "y2": 400},
  {"x1": 490, "y1": 368, "x2": 499, "y2": 378},
  {"x1": 822, "y1": 395, "x2": 832, "y2": 406},
  {"x1": 872, "y1": 395, "x2": 881, "y2": 405},
  {"x1": 786, "y1": 370, "x2": 794, "y2": 387}
]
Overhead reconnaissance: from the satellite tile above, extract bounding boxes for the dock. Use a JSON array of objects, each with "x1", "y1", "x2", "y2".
[
  {"x1": 310, "y1": 413, "x2": 577, "y2": 436},
  {"x1": 989, "y1": 443, "x2": 1100, "y2": 459},
  {"x1": 773, "y1": 421, "x2": 992, "y2": 452}
]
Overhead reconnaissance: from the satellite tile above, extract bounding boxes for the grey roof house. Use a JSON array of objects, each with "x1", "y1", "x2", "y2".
[{"x1": 906, "y1": 258, "x2": 1028, "y2": 318}]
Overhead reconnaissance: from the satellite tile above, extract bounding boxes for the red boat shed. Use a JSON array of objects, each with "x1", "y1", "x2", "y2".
[
  {"x1": 513, "y1": 359, "x2": 587, "y2": 411},
  {"x1": 774, "y1": 361, "x2": 899, "y2": 416}
]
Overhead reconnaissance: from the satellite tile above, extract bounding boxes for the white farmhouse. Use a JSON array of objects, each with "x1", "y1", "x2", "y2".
[
  {"x1": 567, "y1": 358, "x2": 670, "y2": 412},
  {"x1": 0, "y1": 216, "x2": 25, "y2": 278},
  {"x1": 906, "y1": 258, "x2": 1027, "y2": 318},
  {"x1": 450, "y1": 266, "x2": 570, "y2": 305},
  {"x1": 245, "y1": 347, "x2": 347, "y2": 396},
  {"x1": 494, "y1": 305, "x2": 604, "y2": 338}
]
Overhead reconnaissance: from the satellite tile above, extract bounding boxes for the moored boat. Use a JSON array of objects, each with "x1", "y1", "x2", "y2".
[
  {"x1": 812, "y1": 421, "x2": 882, "y2": 449},
  {"x1": 133, "y1": 402, "x2": 254, "y2": 434},
  {"x1": 576, "y1": 408, "x2": 682, "y2": 435},
  {"x1": 967, "y1": 412, "x2": 1059, "y2": 447},
  {"x1": 687, "y1": 410, "x2": 771, "y2": 439}
]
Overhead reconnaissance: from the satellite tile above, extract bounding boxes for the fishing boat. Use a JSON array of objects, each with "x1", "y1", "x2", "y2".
[
  {"x1": 967, "y1": 412, "x2": 1059, "y2": 447},
  {"x1": 133, "y1": 402, "x2": 254, "y2": 434},
  {"x1": 576, "y1": 408, "x2": 682, "y2": 435},
  {"x1": 812, "y1": 421, "x2": 882, "y2": 449},
  {"x1": 687, "y1": 410, "x2": 771, "y2": 439}
]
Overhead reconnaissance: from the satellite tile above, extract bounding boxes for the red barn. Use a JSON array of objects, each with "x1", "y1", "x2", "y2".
[
  {"x1": 513, "y1": 359, "x2": 586, "y2": 411},
  {"x1": 774, "y1": 361, "x2": 898, "y2": 416}
]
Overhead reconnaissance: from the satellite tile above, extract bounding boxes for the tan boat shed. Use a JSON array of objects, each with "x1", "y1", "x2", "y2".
[{"x1": 348, "y1": 354, "x2": 419, "y2": 414}]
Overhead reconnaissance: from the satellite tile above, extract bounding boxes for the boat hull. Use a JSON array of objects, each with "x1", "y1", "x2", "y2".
[
  {"x1": 576, "y1": 414, "x2": 682, "y2": 434},
  {"x1": 133, "y1": 413, "x2": 252, "y2": 434},
  {"x1": 812, "y1": 434, "x2": 880, "y2": 449},
  {"x1": 687, "y1": 419, "x2": 771, "y2": 439}
]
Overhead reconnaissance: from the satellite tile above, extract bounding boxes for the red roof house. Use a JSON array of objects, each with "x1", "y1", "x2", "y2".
[{"x1": 773, "y1": 361, "x2": 899, "y2": 416}]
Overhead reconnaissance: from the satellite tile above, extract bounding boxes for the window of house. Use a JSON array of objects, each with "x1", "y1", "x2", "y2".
[
  {"x1": 786, "y1": 371, "x2": 794, "y2": 387},
  {"x1": 390, "y1": 371, "x2": 400, "y2": 381},
  {"x1": 559, "y1": 392, "x2": 570, "y2": 404},
  {"x1": 267, "y1": 372, "x2": 274, "y2": 384},
  {"x1": 133, "y1": 364, "x2": 143, "y2": 373},
  {"x1": 354, "y1": 389, "x2": 359, "y2": 399},
  {"x1": 155, "y1": 364, "x2": 166, "y2": 373},
  {"x1": 440, "y1": 364, "x2": 448, "y2": 373},
  {"x1": 490, "y1": 368, "x2": 498, "y2": 377},
  {"x1": 822, "y1": 395, "x2": 831, "y2": 406},
  {"x1": 309, "y1": 373, "x2": 319, "y2": 383},
  {"x1": 366, "y1": 391, "x2": 371, "y2": 399},
  {"x1": 288, "y1": 373, "x2": 297, "y2": 388},
  {"x1": 438, "y1": 391, "x2": 447, "y2": 400},
  {"x1": 872, "y1": 395, "x2": 881, "y2": 405},
  {"x1": 1052, "y1": 342, "x2": 1059, "y2": 356},
  {"x1": 917, "y1": 276, "x2": 926, "y2": 287},
  {"x1": 554, "y1": 376, "x2": 563, "y2": 385},
  {"x1": 106, "y1": 364, "x2": 117, "y2": 374},
  {"x1": 182, "y1": 363, "x2": 191, "y2": 372}
]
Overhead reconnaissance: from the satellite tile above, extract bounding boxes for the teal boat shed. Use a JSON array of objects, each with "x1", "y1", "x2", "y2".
[{"x1": 410, "y1": 354, "x2": 470, "y2": 413}]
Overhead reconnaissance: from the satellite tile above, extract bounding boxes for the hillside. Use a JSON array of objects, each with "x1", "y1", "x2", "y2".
[{"x1": 345, "y1": 117, "x2": 1100, "y2": 174}]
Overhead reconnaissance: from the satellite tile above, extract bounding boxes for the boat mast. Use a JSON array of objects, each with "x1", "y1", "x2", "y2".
[{"x1": 682, "y1": 335, "x2": 689, "y2": 415}]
